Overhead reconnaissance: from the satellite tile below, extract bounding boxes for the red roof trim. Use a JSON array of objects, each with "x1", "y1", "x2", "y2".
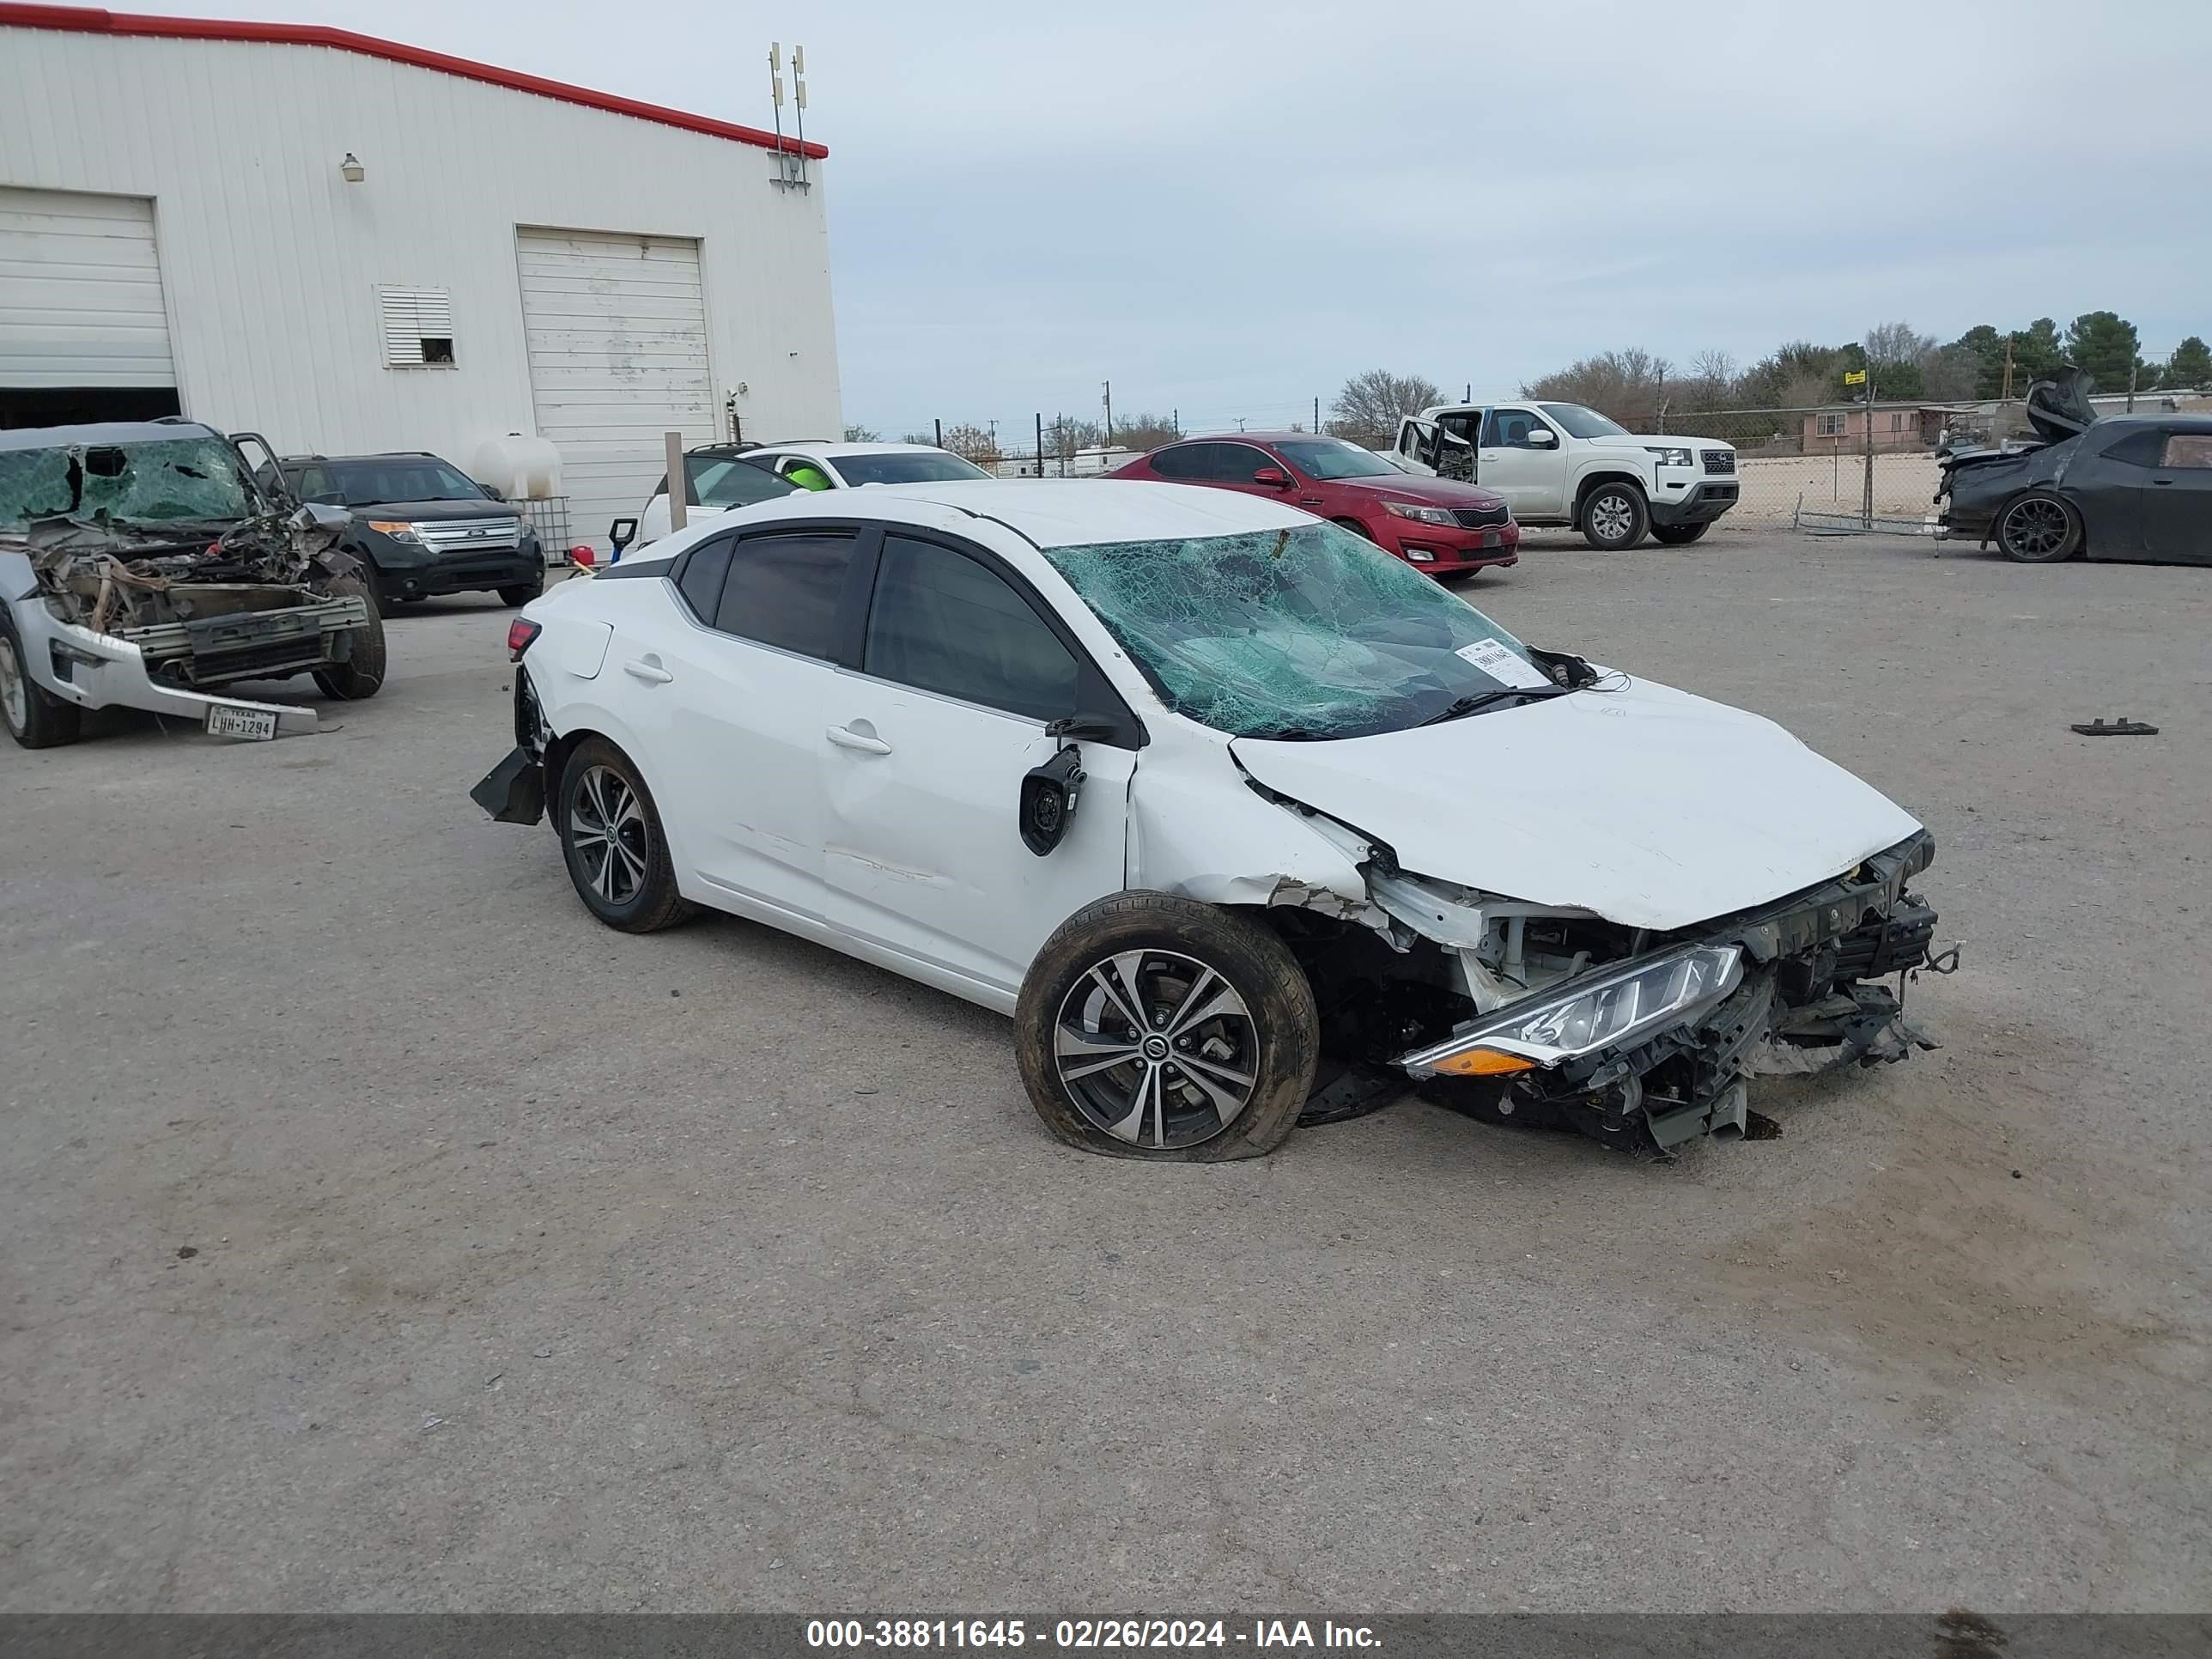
[{"x1": 0, "y1": 3, "x2": 829, "y2": 158}]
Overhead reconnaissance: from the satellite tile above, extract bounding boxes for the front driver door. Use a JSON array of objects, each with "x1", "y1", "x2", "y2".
[
  {"x1": 1478, "y1": 406, "x2": 1567, "y2": 517},
  {"x1": 818, "y1": 532, "x2": 1136, "y2": 1000},
  {"x1": 2144, "y1": 431, "x2": 2212, "y2": 563}
]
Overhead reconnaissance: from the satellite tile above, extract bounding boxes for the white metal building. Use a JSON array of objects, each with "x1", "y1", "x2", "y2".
[{"x1": 0, "y1": 3, "x2": 841, "y2": 544}]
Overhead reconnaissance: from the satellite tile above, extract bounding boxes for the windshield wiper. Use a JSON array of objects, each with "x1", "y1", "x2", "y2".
[
  {"x1": 1417, "y1": 684, "x2": 1578, "y2": 727},
  {"x1": 1243, "y1": 726, "x2": 1328, "y2": 742}
]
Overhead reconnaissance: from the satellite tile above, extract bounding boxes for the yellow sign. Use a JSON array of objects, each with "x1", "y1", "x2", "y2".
[{"x1": 1843, "y1": 368, "x2": 1868, "y2": 386}]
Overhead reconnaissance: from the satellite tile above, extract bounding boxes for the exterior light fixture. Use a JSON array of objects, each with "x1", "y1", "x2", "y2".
[{"x1": 340, "y1": 153, "x2": 365, "y2": 183}]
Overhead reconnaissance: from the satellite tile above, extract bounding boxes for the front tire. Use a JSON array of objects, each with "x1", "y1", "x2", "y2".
[
  {"x1": 1580, "y1": 482, "x2": 1650, "y2": 550},
  {"x1": 312, "y1": 575, "x2": 387, "y2": 700},
  {"x1": 1651, "y1": 521, "x2": 1710, "y2": 545},
  {"x1": 1016, "y1": 894, "x2": 1318, "y2": 1161},
  {"x1": 1996, "y1": 491, "x2": 2081, "y2": 562},
  {"x1": 498, "y1": 569, "x2": 546, "y2": 608},
  {"x1": 0, "y1": 610, "x2": 82, "y2": 750},
  {"x1": 556, "y1": 738, "x2": 693, "y2": 933},
  {"x1": 1331, "y1": 517, "x2": 1378, "y2": 543}
]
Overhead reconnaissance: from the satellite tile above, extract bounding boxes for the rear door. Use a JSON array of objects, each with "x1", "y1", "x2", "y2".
[
  {"x1": 640, "y1": 526, "x2": 864, "y2": 919},
  {"x1": 2143, "y1": 431, "x2": 2212, "y2": 564},
  {"x1": 818, "y1": 531, "x2": 1136, "y2": 998}
]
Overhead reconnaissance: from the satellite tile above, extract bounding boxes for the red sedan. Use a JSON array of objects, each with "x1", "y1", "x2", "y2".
[{"x1": 1109, "y1": 433, "x2": 1519, "y2": 575}]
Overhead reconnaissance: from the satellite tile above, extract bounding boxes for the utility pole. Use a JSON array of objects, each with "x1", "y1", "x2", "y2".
[
  {"x1": 933, "y1": 417, "x2": 942, "y2": 449},
  {"x1": 1861, "y1": 374, "x2": 1876, "y2": 530},
  {"x1": 1102, "y1": 380, "x2": 1113, "y2": 446},
  {"x1": 2000, "y1": 337, "x2": 2015, "y2": 402},
  {"x1": 2127, "y1": 360, "x2": 2139, "y2": 412},
  {"x1": 1464, "y1": 382, "x2": 1472, "y2": 403},
  {"x1": 1035, "y1": 412, "x2": 1043, "y2": 477},
  {"x1": 1312, "y1": 396, "x2": 1321, "y2": 434},
  {"x1": 1172, "y1": 407, "x2": 1179, "y2": 436}
]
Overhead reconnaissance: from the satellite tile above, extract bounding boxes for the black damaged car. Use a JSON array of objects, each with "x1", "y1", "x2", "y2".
[
  {"x1": 275, "y1": 452, "x2": 548, "y2": 606},
  {"x1": 1937, "y1": 369, "x2": 2212, "y2": 564}
]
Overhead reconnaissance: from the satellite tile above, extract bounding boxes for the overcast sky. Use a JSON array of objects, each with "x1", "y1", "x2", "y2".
[{"x1": 137, "y1": 0, "x2": 2212, "y2": 438}]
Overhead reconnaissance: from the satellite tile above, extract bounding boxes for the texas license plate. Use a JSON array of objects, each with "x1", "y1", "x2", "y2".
[{"x1": 204, "y1": 703, "x2": 278, "y2": 742}]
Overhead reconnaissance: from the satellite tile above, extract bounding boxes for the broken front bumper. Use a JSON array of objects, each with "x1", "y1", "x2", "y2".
[
  {"x1": 1399, "y1": 831, "x2": 1946, "y2": 1147},
  {"x1": 32, "y1": 616, "x2": 325, "y2": 735}
]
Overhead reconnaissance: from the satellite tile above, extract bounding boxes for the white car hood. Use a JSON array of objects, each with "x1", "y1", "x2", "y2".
[
  {"x1": 1589, "y1": 434, "x2": 1732, "y2": 453},
  {"x1": 1232, "y1": 677, "x2": 1920, "y2": 932}
]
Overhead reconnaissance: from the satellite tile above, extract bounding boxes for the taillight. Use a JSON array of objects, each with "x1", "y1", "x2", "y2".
[{"x1": 507, "y1": 618, "x2": 542, "y2": 660}]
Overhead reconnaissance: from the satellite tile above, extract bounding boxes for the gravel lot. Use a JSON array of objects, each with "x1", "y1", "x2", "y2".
[{"x1": 3, "y1": 526, "x2": 2208, "y2": 1613}]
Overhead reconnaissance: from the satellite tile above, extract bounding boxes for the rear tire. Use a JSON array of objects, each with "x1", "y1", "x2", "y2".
[
  {"x1": 0, "y1": 610, "x2": 82, "y2": 750},
  {"x1": 556, "y1": 738, "x2": 693, "y2": 933},
  {"x1": 311, "y1": 575, "x2": 387, "y2": 700},
  {"x1": 1016, "y1": 893, "x2": 1318, "y2": 1161},
  {"x1": 1650, "y1": 521, "x2": 1710, "y2": 545},
  {"x1": 1996, "y1": 491, "x2": 2081, "y2": 562},
  {"x1": 1580, "y1": 482, "x2": 1650, "y2": 550}
]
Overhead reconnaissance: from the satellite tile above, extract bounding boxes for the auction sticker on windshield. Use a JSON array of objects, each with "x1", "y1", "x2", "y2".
[
  {"x1": 204, "y1": 703, "x2": 278, "y2": 742},
  {"x1": 1455, "y1": 637, "x2": 1547, "y2": 689}
]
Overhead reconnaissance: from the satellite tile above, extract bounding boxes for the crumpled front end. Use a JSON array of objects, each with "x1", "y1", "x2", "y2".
[{"x1": 1391, "y1": 832, "x2": 1949, "y2": 1151}]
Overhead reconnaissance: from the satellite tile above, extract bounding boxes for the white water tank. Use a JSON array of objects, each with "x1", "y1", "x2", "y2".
[{"x1": 471, "y1": 432, "x2": 562, "y2": 501}]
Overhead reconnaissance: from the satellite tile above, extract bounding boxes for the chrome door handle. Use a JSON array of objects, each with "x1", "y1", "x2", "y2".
[
  {"x1": 826, "y1": 724, "x2": 891, "y2": 756},
  {"x1": 623, "y1": 658, "x2": 673, "y2": 684}
]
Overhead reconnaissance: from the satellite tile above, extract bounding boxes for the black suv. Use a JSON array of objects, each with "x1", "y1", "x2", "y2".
[{"x1": 276, "y1": 453, "x2": 545, "y2": 607}]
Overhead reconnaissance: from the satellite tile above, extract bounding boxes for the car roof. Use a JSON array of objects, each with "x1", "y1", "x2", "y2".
[
  {"x1": 680, "y1": 477, "x2": 1312, "y2": 548},
  {"x1": 755, "y1": 441, "x2": 961, "y2": 459},
  {"x1": 0, "y1": 419, "x2": 224, "y2": 452},
  {"x1": 1158, "y1": 431, "x2": 1332, "y2": 447},
  {"x1": 2099, "y1": 413, "x2": 2212, "y2": 432},
  {"x1": 280, "y1": 451, "x2": 448, "y2": 464}
]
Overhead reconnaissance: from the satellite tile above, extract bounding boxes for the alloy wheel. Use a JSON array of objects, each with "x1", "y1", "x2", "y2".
[
  {"x1": 1052, "y1": 950, "x2": 1258, "y2": 1150},
  {"x1": 1589, "y1": 494, "x2": 1634, "y2": 544},
  {"x1": 0, "y1": 635, "x2": 25, "y2": 733},
  {"x1": 568, "y1": 764, "x2": 650, "y2": 905},
  {"x1": 2002, "y1": 496, "x2": 2070, "y2": 556}
]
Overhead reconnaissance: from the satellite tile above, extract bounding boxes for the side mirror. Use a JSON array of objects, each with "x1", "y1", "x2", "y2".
[
  {"x1": 481, "y1": 483, "x2": 507, "y2": 502},
  {"x1": 1252, "y1": 466, "x2": 1292, "y2": 489},
  {"x1": 607, "y1": 516, "x2": 638, "y2": 556},
  {"x1": 1020, "y1": 744, "x2": 1085, "y2": 856},
  {"x1": 290, "y1": 501, "x2": 350, "y2": 532},
  {"x1": 1524, "y1": 428, "x2": 1558, "y2": 447}
]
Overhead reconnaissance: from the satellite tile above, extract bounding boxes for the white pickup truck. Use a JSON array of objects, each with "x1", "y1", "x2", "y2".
[{"x1": 1394, "y1": 401, "x2": 1740, "y2": 550}]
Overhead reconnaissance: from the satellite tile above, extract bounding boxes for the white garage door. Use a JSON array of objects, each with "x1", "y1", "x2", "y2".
[
  {"x1": 516, "y1": 228, "x2": 714, "y2": 548},
  {"x1": 0, "y1": 187, "x2": 177, "y2": 389}
]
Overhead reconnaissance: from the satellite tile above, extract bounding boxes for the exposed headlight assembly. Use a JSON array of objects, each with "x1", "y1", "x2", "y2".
[
  {"x1": 1401, "y1": 945, "x2": 1744, "y2": 1079},
  {"x1": 1644, "y1": 446, "x2": 1694, "y2": 468},
  {"x1": 1383, "y1": 500, "x2": 1458, "y2": 526}
]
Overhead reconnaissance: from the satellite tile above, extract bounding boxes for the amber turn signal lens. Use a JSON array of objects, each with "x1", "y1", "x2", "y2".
[{"x1": 1433, "y1": 1048, "x2": 1536, "y2": 1077}]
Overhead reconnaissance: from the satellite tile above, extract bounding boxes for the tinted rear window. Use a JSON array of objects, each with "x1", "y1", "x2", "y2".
[{"x1": 714, "y1": 532, "x2": 854, "y2": 659}]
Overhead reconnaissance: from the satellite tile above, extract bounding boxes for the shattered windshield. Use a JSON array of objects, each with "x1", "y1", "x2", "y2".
[
  {"x1": 0, "y1": 437, "x2": 254, "y2": 531},
  {"x1": 1044, "y1": 521, "x2": 1551, "y2": 739}
]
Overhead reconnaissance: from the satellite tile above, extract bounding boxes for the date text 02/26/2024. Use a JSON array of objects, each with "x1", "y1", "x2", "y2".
[{"x1": 805, "y1": 1620, "x2": 1381, "y2": 1650}]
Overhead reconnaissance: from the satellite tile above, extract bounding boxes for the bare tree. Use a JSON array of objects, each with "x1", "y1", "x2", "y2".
[
  {"x1": 938, "y1": 423, "x2": 1000, "y2": 467},
  {"x1": 899, "y1": 430, "x2": 936, "y2": 446},
  {"x1": 1863, "y1": 321, "x2": 1939, "y2": 369},
  {"x1": 842, "y1": 423, "x2": 881, "y2": 443},
  {"x1": 1046, "y1": 414, "x2": 1103, "y2": 462},
  {"x1": 1109, "y1": 410, "x2": 1180, "y2": 453},
  {"x1": 1328, "y1": 369, "x2": 1443, "y2": 448},
  {"x1": 1522, "y1": 349, "x2": 1674, "y2": 427}
]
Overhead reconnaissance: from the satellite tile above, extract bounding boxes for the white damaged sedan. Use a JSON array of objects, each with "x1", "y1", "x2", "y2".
[{"x1": 474, "y1": 482, "x2": 1947, "y2": 1159}]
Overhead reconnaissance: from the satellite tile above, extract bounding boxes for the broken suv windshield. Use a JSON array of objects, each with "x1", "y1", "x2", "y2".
[
  {"x1": 1044, "y1": 520, "x2": 1554, "y2": 739},
  {"x1": 0, "y1": 437, "x2": 254, "y2": 531}
]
